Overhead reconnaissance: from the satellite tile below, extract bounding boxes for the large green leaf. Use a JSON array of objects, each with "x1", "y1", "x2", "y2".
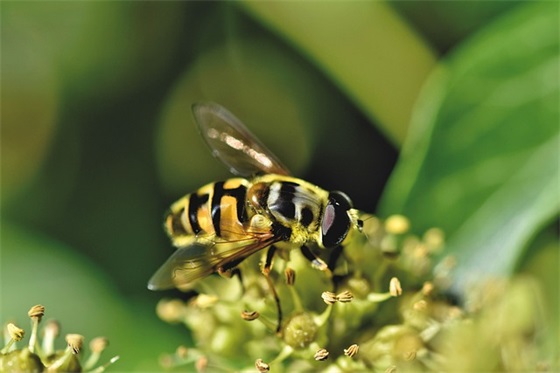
[
  {"x1": 241, "y1": 1, "x2": 437, "y2": 146},
  {"x1": 379, "y1": 2, "x2": 559, "y2": 286}
]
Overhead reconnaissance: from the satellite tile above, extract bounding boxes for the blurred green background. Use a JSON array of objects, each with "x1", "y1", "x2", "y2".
[{"x1": 1, "y1": 1, "x2": 558, "y2": 370}]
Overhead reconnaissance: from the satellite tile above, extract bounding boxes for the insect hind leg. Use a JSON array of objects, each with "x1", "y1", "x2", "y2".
[{"x1": 261, "y1": 245, "x2": 283, "y2": 334}]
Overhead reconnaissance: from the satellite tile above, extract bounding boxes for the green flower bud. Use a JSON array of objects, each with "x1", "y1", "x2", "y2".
[
  {"x1": 282, "y1": 313, "x2": 317, "y2": 350},
  {"x1": 1, "y1": 305, "x2": 117, "y2": 372}
]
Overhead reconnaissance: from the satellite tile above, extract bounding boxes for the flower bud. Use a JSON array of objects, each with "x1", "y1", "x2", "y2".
[
  {"x1": 344, "y1": 343, "x2": 359, "y2": 357},
  {"x1": 390, "y1": 277, "x2": 402, "y2": 297},
  {"x1": 255, "y1": 358, "x2": 270, "y2": 372},
  {"x1": 241, "y1": 310, "x2": 259, "y2": 321},
  {"x1": 314, "y1": 348, "x2": 329, "y2": 361},
  {"x1": 321, "y1": 291, "x2": 337, "y2": 305},
  {"x1": 283, "y1": 313, "x2": 317, "y2": 349},
  {"x1": 336, "y1": 290, "x2": 354, "y2": 303},
  {"x1": 285, "y1": 267, "x2": 296, "y2": 286},
  {"x1": 28, "y1": 305, "x2": 45, "y2": 321},
  {"x1": 7, "y1": 323, "x2": 24, "y2": 341},
  {"x1": 66, "y1": 334, "x2": 84, "y2": 354},
  {"x1": 385, "y1": 215, "x2": 410, "y2": 234}
]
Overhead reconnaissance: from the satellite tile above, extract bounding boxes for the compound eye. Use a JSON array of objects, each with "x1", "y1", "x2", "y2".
[
  {"x1": 329, "y1": 191, "x2": 353, "y2": 210},
  {"x1": 321, "y1": 192, "x2": 353, "y2": 248}
]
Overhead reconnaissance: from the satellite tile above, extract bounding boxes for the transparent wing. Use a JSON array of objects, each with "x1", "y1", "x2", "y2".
[
  {"x1": 147, "y1": 234, "x2": 280, "y2": 290},
  {"x1": 192, "y1": 102, "x2": 290, "y2": 177}
]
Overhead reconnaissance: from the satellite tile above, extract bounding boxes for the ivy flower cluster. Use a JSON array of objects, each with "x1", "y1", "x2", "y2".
[
  {"x1": 156, "y1": 214, "x2": 553, "y2": 372},
  {"x1": 1, "y1": 305, "x2": 118, "y2": 372}
]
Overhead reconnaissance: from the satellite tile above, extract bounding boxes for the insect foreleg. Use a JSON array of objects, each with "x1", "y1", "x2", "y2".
[
  {"x1": 326, "y1": 245, "x2": 344, "y2": 272},
  {"x1": 300, "y1": 245, "x2": 329, "y2": 272}
]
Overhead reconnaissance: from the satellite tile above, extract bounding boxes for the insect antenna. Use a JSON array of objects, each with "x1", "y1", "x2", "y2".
[{"x1": 357, "y1": 213, "x2": 377, "y2": 242}]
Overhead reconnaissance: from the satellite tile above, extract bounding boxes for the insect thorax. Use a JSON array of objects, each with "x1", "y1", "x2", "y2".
[{"x1": 248, "y1": 174, "x2": 328, "y2": 245}]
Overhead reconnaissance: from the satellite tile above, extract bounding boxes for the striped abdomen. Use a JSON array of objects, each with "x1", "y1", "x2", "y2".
[{"x1": 165, "y1": 178, "x2": 251, "y2": 246}]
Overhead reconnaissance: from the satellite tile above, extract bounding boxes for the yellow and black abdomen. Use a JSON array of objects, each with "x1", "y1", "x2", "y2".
[{"x1": 164, "y1": 178, "x2": 252, "y2": 246}]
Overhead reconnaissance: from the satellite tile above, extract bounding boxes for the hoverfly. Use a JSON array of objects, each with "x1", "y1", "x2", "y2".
[{"x1": 148, "y1": 102, "x2": 363, "y2": 293}]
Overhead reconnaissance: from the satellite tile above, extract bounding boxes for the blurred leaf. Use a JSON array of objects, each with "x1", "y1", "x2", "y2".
[
  {"x1": 240, "y1": 1, "x2": 437, "y2": 146},
  {"x1": 1, "y1": 2, "x2": 60, "y2": 201},
  {"x1": 389, "y1": 1, "x2": 524, "y2": 53},
  {"x1": 55, "y1": 2, "x2": 185, "y2": 100},
  {"x1": 156, "y1": 7, "x2": 397, "y2": 211},
  {"x1": 379, "y1": 2, "x2": 559, "y2": 286},
  {"x1": 156, "y1": 36, "x2": 320, "y2": 195},
  {"x1": 0, "y1": 223, "x2": 186, "y2": 371},
  {"x1": 1, "y1": 2, "x2": 191, "y2": 295}
]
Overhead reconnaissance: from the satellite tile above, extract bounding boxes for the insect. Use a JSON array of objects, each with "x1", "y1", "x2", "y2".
[{"x1": 148, "y1": 102, "x2": 363, "y2": 293}]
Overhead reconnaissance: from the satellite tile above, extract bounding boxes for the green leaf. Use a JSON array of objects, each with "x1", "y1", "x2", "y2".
[
  {"x1": 240, "y1": 1, "x2": 437, "y2": 146},
  {"x1": 379, "y1": 2, "x2": 559, "y2": 286},
  {"x1": 1, "y1": 1, "x2": 61, "y2": 202},
  {"x1": 156, "y1": 38, "x2": 315, "y2": 195}
]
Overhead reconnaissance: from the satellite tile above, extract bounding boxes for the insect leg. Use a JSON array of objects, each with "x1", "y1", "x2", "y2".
[
  {"x1": 327, "y1": 245, "x2": 345, "y2": 289},
  {"x1": 261, "y1": 245, "x2": 282, "y2": 334},
  {"x1": 300, "y1": 245, "x2": 329, "y2": 272},
  {"x1": 262, "y1": 245, "x2": 277, "y2": 276},
  {"x1": 216, "y1": 260, "x2": 248, "y2": 293},
  {"x1": 327, "y1": 245, "x2": 344, "y2": 271},
  {"x1": 217, "y1": 251, "x2": 253, "y2": 286},
  {"x1": 231, "y1": 268, "x2": 243, "y2": 284}
]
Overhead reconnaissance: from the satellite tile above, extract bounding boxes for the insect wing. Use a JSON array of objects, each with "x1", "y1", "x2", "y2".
[
  {"x1": 148, "y1": 240, "x2": 209, "y2": 290},
  {"x1": 147, "y1": 235, "x2": 280, "y2": 290},
  {"x1": 192, "y1": 102, "x2": 290, "y2": 177}
]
